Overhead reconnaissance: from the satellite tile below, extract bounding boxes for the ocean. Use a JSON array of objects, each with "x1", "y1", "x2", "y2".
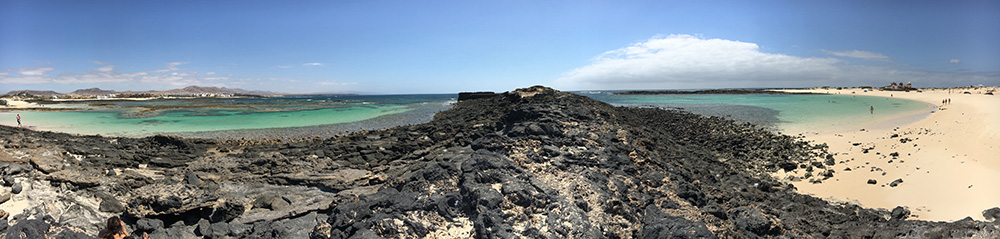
[{"x1": 0, "y1": 91, "x2": 932, "y2": 138}]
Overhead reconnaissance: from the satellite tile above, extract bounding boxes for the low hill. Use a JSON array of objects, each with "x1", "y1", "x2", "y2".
[
  {"x1": 160, "y1": 86, "x2": 251, "y2": 95},
  {"x1": 69, "y1": 88, "x2": 119, "y2": 96},
  {"x1": 3, "y1": 90, "x2": 64, "y2": 97}
]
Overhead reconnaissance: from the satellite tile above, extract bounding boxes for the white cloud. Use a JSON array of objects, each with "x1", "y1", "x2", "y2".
[
  {"x1": 95, "y1": 64, "x2": 115, "y2": 72},
  {"x1": 555, "y1": 34, "x2": 999, "y2": 90},
  {"x1": 206, "y1": 72, "x2": 216, "y2": 75},
  {"x1": 303, "y1": 63, "x2": 323, "y2": 66},
  {"x1": 162, "y1": 62, "x2": 184, "y2": 71},
  {"x1": 950, "y1": 59, "x2": 961, "y2": 64},
  {"x1": 18, "y1": 67, "x2": 55, "y2": 76},
  {"x1": 822, "y1": 50, "x2": 890, "y2": 60}
]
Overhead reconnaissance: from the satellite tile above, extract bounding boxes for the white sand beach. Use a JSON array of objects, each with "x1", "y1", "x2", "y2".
[
  {"x1": 0, "y1": 99, "x2": 37, "y2": 108},
  {"x1": 778, "y1": 87, "x2": 1000, "y2": 221}
]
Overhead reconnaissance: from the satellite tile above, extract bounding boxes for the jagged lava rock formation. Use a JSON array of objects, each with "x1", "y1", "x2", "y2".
[{"x1": 0, "y1": 86, "x2": 997, "y2": 238}]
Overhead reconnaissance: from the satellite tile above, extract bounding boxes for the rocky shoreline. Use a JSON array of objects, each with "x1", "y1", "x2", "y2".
[{"x1": 0, "y1": 86, "x2": 997, "y2": 238}]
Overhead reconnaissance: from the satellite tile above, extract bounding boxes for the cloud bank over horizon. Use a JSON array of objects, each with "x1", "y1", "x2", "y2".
[
  {"x1": 0, "y1": 62, "x2": 228, "y2": 91},
  {"x1": 0, "y1": 62, "x2": 358, "y2": 93},
  {"x1": 555, "y1": 35, "x2": 1000, "y2": 90}
]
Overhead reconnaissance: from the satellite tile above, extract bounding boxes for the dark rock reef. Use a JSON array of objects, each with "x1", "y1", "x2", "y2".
[{"x1": 0, "y1": 86, "x2": 997, "y2": 238}]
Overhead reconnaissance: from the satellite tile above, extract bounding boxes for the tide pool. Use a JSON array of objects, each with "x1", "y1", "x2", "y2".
[{"x1": 580, "y1": 92, "x2": 933, "y2": 134}]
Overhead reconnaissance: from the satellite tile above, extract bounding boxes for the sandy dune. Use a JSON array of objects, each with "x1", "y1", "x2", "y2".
[{"x1": 779, "y1": 87, "x2": 999, "y2": 222}]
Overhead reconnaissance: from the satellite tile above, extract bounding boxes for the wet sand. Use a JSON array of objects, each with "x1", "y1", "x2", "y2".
[{"x1": 776, "y1": 87, "x2": 1000, "y2": 221}]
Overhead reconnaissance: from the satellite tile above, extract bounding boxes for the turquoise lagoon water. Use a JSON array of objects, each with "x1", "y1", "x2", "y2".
[
  {"x1": 2, "y1": 92, "x2": 933, "y2": 138},
  {"x1": 1, "y1": 94, "x2": 455, "y2": 138},
  {"x1": 578, "y1": 92, "x2": 933, "y2": 134}
]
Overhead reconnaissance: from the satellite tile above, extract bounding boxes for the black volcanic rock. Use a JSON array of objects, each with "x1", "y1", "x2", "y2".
[
  {"x1": 890, "y1": 178, "x2": 904, "y2": 187},
  {"x1": 0, "y1": 86, "x2": 997, "y2": 238},
  {"x1": 457, "y1": 91, "x2": 497, "y2": 101},
  {"x1": 891, "y1": 206, "x2": 911, "y2": 221},
  {"x1": 984, "y1": 207, "x2": 1000, "y2": 221}
]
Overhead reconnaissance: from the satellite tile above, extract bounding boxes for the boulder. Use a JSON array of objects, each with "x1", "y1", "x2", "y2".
[
  {"x1": 2, "y1": 175, "x2": 13, "y2": 186},
  {"x1": 890, "y1": 206, "x2": 910, "y2": 221},
  {"x1": 253, "y1": 194, "x2": 291, "y2": 211},
  {"x1": 5, "y1": 218, "x2": 50, "y2": 239},
  {"x1": 196, "y1": 219, "x2": 235, "y2": 239},
  {"x1": 136, "y1": 218, "x2": 165, "y2": 232},
  {"x1": 867, "y1": 179, "x2": 877, "y2": 185},
  {"x1": 889, "y1": 178, "x2": 903, "y2": 187},
  {"x1": 184, "y1": 171, "x2": 202, "y2": 186},
  {"x1": 99, "y1": 197, "x2": 125, "y2": 213},
  {"x1": 29, "y1": 151, "x2": 64, "y2": 174},
  {"x1": 824, "y1": 156, "x2": 835, "y2": 166},
  {"x1": 983, "y1": 207, "x2": 1000, "y2": 221},
  {"x1": 730, "y1": 207, "x2": 783, "y2": 236},
  {"x1": 209, "y1": 200, "x2": 245, "y2": 223},
  {"x1": 778, "y1": 162, "x2": 797, "y2": 172}
]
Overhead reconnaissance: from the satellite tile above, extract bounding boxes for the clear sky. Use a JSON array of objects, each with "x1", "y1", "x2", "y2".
[{"x1": 2, "y1": 0, "x2": 998, "y2": 94}]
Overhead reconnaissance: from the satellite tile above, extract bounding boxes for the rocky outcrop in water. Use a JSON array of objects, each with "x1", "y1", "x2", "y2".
[{"x1": 0, "y1": 86, "x2": 997, "y2": 238}]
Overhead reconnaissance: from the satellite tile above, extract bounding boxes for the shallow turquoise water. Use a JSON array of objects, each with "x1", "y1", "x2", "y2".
[
  {"x1": 2, "y1": 92, "x2": 932, "y2": 137},
  {"x1": 1, "y1": 94, "x2": 455, "y2": 137},
  {"x1": 580, "y1": 92, "x2": 932, "y2": 133}
]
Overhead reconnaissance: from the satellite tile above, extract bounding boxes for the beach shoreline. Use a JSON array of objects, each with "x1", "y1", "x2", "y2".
[{"x1": 774, "y1": 87, "x2": 1000, "y2": 221}]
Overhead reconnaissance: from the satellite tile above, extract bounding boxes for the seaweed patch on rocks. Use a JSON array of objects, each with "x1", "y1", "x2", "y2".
[{"x1": 0, "y1": 86, "x2": 997, "y2": 238}]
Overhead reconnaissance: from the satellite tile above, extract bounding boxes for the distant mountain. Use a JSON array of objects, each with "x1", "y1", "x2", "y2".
[
  {"x1": 69, "y1": 88, "x2": 119, "y2": 96},
  {"x1": 156, "y1": 86, "x2": 276, "y2": 95},
  {"x1": 162, "y1": 86, "x2": 231, "y2": 95},
  {"x1": 4, "y1": 90, "x2": 65, "y2": 97},
  {"x1": 155, "y1": 86, "x2": 279, "y2": 96}
]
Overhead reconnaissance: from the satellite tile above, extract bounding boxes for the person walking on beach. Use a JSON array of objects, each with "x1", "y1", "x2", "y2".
[
  {"x1": 870, "y1": 106, "x2": 874, "y2": 114},
  {"x1": 16, "y1": 114, "x2": 20, "y2": 127}
]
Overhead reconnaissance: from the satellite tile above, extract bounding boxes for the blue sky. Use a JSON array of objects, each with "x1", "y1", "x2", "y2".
[{"x1": 2, "y1": 0, "x2": 998, "y2": 94}]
